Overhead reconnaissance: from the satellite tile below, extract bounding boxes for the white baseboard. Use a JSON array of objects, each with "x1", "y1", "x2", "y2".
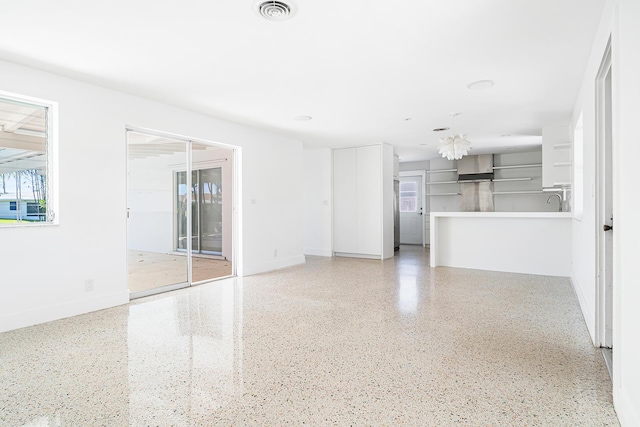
[
  {"x1": 0, "y1": 291, "x2": 130, "y2": 333},
  {"x1": 570, "y1": 273, "x2": 596, "y2": 345},
  {"x1": 614, "y1": 386, "x2": 640, "y2": 427},
  {"x1": 243, "y1": 255, "x2": 306, "y2": 276},
  {"x1": 334, "y1": 252, "x2": 381, "y2": 260},
  {"x1": 303, "y1": 247, "x2": 333, "y2": 257}
]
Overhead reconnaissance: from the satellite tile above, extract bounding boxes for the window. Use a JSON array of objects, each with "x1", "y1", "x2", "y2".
[
  {"x1": 0, "y1": 92, "x2": 56, "y2": 225},
  {"x1": 400, "y1": 181, "x2": 417, "y2": 212}
]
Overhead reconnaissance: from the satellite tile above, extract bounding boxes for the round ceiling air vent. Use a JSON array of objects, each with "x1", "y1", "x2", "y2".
[{"x1": 257, "y1": 0, "x2": 297, "y2": 21}]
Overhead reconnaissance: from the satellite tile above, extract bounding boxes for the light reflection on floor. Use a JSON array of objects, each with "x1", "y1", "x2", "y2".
[{"x1": 0, "y1": 246, "x2": 619, "y2": 426}]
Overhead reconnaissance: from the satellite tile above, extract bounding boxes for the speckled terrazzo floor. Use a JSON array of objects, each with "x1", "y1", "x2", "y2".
[{"x1": 0, "y1": 246, "x2": 619, "y2": 426}]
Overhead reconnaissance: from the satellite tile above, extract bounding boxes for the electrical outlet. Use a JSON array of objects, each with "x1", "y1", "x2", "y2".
[
  {"x1": 274, "y1": 249, "x2": 278, "y2": 257},
  {"x1": 84, "y1": 279, "x2": 94, "y2": 292}
]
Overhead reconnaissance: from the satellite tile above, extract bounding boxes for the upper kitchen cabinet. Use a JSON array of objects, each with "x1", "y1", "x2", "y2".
[
  {"x1": 542, "y1": 125, "x2": 572, "y2": 188},
  {"x1": 333, "y1": 144, "x2": 394, "y2": 259}
]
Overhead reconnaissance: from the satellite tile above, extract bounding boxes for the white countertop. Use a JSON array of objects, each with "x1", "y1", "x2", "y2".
[{"x1": 430, "y1": 211, "x2": 572, "y2": 219}]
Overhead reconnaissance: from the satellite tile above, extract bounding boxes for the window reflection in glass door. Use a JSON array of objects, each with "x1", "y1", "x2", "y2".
[
  {"x1": 127, "y1": 131, "x2": 188, "y2": 296},
  {"x1": 176, "y1": 168, "x2": 222, "y2": 255},
  {"x1": 199, "y1": 167, "x2": 223, "y2": 254}
]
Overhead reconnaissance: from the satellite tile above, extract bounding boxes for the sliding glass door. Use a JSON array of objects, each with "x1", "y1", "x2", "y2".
[
  {"x1": 176, "y1": 167, "x2": 222, "y2": 255},
  {"x1": 127, "y1": 131, "x2": 233, "y2": 298},
  {"x1": 127, "y1": 132, "x2": 189, "y2": 296}
]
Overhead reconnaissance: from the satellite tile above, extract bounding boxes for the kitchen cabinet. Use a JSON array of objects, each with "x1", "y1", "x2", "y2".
[
  {"x1": 333, "y1": 144, "x2": 394, "y2": 259},
  {"x1": 542, "y1": 125, "x2": 572, "y2": 188}
]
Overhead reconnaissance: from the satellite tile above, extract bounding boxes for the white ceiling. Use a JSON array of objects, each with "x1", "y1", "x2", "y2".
[{"x1": 0, "y1": 0, "x2": 605, "y2": 162}]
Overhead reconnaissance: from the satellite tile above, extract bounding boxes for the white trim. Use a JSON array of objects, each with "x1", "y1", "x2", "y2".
[
  {"x1": 614, "y1": 386, "x2": 640, "y2": 427},
  {"x1": 594, "y1": 38, "x2": 612, "y2": 349},
  {"x1": 130, "y1": 282, "x2": 190, "y2": 300},
  {"x1": 430, "y1": 211, "x2": 572, "y2": 218},
  {"x1": 233, "y1": 146, "x2": 243, "y2": 277},
  {"x1": 186, "y1": 140, "x2": 193, "y2": 284},
  {"x1": 304, "y1": 247, "x2": 333, "y2": 257},
  {"x1": 334, "y1": 252, "x2": 380, "y2": 260},
  {"x1": 242, "y1": 255, "x2": 305, "y2": 276},
  {"x1": 0, "y1": 291, "x2": 129, "y2": 333},
  {"x1": 570, "y1": 274, "x2": 596, "y2": 344},
  {"x1": 0, "y1": 89, "x2": 59, "y2": 226}
]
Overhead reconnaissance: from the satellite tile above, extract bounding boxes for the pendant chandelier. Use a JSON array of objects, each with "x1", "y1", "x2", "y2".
[{"x1": 437, "y1": 113, "x2": 472, "y2": 160}]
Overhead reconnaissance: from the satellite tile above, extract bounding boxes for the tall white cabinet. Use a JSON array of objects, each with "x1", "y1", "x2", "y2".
[{"x1": 333, "y1": 144, "x2": 394, "y2": 259}]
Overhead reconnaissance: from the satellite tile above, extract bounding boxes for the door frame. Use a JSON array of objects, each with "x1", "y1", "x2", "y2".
[
  {"x1": 125, "y1": 126, "x2": 241, "y2": 299},
  {"x1": 595, "y1": 39, "x2": 613, "y2": 349},
  {"x1": 399, "y1": 170, "x2": 427, "y2": 247}
]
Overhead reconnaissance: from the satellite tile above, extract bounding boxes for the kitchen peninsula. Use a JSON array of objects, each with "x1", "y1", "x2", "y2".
[{"x1": 430, "y1": 212, "x2": 572, "y2": 276}]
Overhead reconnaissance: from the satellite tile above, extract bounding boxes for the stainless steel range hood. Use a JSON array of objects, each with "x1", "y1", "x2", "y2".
[
  {"x1": 457, "y1": 154, "x2": 494, "y2": 182},
  {"x1": 458, "y1": 154, "x2": 495, "y2": 212}
]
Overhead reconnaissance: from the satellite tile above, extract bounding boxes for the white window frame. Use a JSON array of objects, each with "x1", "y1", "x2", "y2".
[{"x1": 0, "y1": 90, "x2": 58, "y2": 227}]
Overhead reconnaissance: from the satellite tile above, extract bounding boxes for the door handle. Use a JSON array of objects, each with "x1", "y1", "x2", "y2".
[{"x1": 603, "y1": 224, "x2": 612, "y2": 231}]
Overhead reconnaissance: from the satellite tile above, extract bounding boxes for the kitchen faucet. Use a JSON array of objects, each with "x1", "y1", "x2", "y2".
[{"x1": 547, "y1": 193, "x2": 562, "y2": 212}]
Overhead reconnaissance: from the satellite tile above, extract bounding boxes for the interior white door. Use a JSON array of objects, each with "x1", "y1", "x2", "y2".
[
  {"x1": 399, "y1": 176, "x2": 423, "y2": 245},
  {"x1": 601, "y1": 58, "x2": 614, "y2": 350}
]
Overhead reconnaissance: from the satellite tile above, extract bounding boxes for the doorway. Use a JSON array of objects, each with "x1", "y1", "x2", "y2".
[
  {"x1": 398, "y1": 172, "x2": 426, "y2": 246},
  {"x1": 595, "y1": 40, "x2": 613, "y2": 377},
  {"x1": 127, "y1": 130, "x2": 235, "y2": 298}
]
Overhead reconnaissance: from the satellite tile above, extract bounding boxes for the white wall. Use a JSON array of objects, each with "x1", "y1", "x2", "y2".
[
  {"x1": 303, "y1": 147, "x2": 332, "y2": 256},
  {"x1": 399, "y1": 160, "x2": 429, "y2": 172},
  {"x1": 572, "y1": 1, "x2": 640, "y2": 425},
  {"x1": 0, "y1": 59, "x2": 304, "y2": 333}
]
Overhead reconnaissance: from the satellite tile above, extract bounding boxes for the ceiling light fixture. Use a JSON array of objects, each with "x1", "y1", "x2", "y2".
[
  {"x1": 467, "y1": 79, "x2": 494, "y2": 90},
  {"x1": 256, "y1": 0, "x2": 297, "y2": 21},
  {"x1": 437, "y1": 113, "x2": 471, "y2": 160},
  {"x1": 293, "y1": 115, "x2": 312, "y2": 121}
]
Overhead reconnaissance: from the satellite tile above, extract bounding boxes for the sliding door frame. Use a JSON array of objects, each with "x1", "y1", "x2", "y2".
[{"x1": 126, "y1": 126, "x2": 239, "y2": 299}]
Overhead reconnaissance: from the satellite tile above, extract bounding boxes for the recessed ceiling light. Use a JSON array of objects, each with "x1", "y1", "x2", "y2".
[
  {"x1": 293, "y1": 115, "x2": 312, "y2": 121},
  {"x1": 432, "y1": 127, "x2": 450, "y2": 132},
  {"x1": 256, "y1": 0, "x2": 297, "y2": 21},
  {"x1": 467, "y1": 80, "x2": 494, "y2": 90}
]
